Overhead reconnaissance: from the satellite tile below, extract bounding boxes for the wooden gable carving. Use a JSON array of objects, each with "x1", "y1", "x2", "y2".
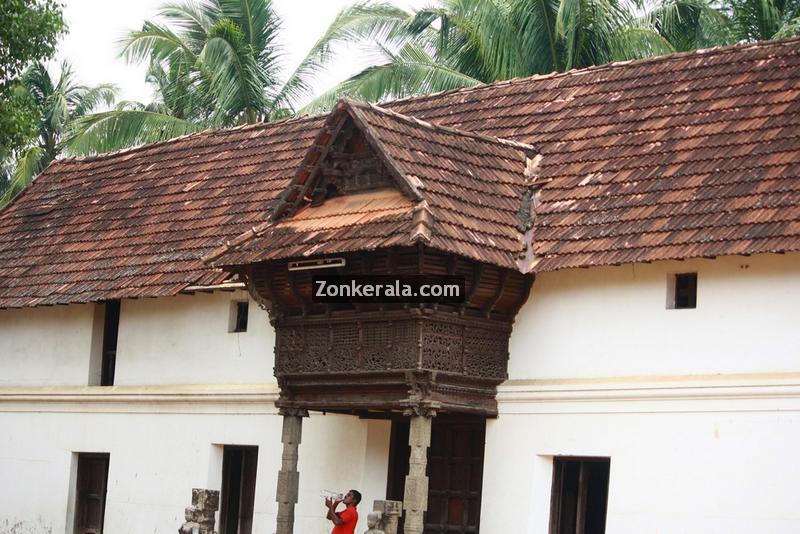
[{"x1": 271, "y1": 100, "x2": 422, "y2": 222}]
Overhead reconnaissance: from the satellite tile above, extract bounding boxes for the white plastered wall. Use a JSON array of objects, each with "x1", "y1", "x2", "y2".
[
  {"x1": 482, "y1": 253, "x2": 800, "y2": 533},
  {"x1": 115, "y1": 290, "x2": 276, "y2": 385},
  {"x1": 0, "y1": 303, "x2": 96, "y2": 386},
  {"x1": 509, "y1": 253, "x2": 800, "y2": 379},
  {"x1": 0, "y1": 289, "x2": 391, "y2": 534},
  {"x1": 0, "y1": 401, "x2": 389, "y2": 534}
]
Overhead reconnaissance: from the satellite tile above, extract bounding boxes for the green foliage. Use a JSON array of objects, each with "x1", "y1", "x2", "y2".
[
  {"x1": 728, "y1": 0, "x2": 800, "y2": 40},
  {"x1": 302, "y1": 0, "x2": 677, "y2": 111},
  {"x1": 0, "y1": 83, "x2": 40, "y2": 164},
  {"x1": 0, "y1": 0, "x2": 64, "y2": 167},
  {"x1": 302, "y1": 0, "x2": 800, "y2": 111},
  {"x1": 1, "y1": 62, "x2": 117, "y2": 205},
  {"x1": 69, "y1": 0, "x2": 310, "y2": 154},
  {"x1": 0, "y1": 0, "x2": 65, "y2": 81}
]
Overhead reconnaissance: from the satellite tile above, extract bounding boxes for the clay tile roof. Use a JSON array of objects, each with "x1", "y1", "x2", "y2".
[
  {"x1": 387, "y1": 38, "x2": 800, "y2": 272},
  {"x1": 1, "y1": 37, "x2": 800, "y2": 308},
  {"x1": 204, "y1": 100, "x2": 535, "y2": 269}
]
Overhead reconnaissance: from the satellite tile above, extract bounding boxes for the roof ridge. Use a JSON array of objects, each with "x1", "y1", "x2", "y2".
[
  {"x1": 385, "y1": 36, "x2": 800, "y2": 108},
  {"x1": 40, "y1": 37, "x2": 799, "y2": 170},
  {"x1": 346, "y1": 99, "x2": 538, "y2": 154},
  {"x1": 53, "y1": 114, "x2": 322, "y2": 165}
]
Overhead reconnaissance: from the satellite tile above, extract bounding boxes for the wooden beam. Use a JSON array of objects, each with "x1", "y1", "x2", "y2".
[{"x1": 483, "y1": 270, "x2": 508, "y2": 318}]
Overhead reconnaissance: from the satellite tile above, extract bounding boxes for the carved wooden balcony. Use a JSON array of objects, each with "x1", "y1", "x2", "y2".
[{"x1": 245, "y1": 247, "x2": 531, "y2": 417}]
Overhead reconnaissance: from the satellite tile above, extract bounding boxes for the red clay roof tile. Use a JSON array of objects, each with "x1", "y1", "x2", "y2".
[{"x1": 1, "y1": 38, "x2": 799, "y2": 307}]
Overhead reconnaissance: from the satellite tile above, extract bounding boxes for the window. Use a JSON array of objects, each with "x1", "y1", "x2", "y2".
[
  {"x1": 220, "y1": 446, "x2": 258, "y2": 534},
  {"x1": 230, "y1": 301, "x2": 249, "y2": 333},
  {"x1": 73, "y1": 453, "x2": 110, "y2": 534},
  {"x1": 668, "y1": 273, "x2": 697, "y2": 309},
  {"x1": 550, "y1": 457, "x2": 610, "y2": 534},
  {"x1": 100, "y1": 300, "x2": 120, "y2": 386}
]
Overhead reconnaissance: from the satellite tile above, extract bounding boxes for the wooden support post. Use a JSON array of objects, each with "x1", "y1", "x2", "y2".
[
  {"x1": 403, "y1": 413, "x2": 433, "y2": 534},
  {"x1": 276, "y1": 409, "x2": 307, "y2": 534}
]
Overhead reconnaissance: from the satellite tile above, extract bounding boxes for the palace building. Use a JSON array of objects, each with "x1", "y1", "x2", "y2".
[{"x1": 1, "y1": 38, "x2": 799, "y2": 534}]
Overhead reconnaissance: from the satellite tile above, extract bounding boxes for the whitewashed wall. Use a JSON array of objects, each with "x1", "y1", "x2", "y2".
[
  {"x1": 0, "y1": 303, "x2": 96, "y2": 386},
  {"x1": 0, "y1": 290, "x2": 275, "y2": 387},
  {"x1": 481, "y1": 253, "x2": 800, "y2": 533},
  {"x1": 0, "y1": 396, "x2": 389, "y2": 534},
  {"x1": 115, "y1": 290, "x2": 275, "y2": 385},
  {"x1": 509, "y1": 253, "x2": 800, "y2": 379},
  {"x1": 0, "y1": 290, "x2": 389, "y2": 534}
]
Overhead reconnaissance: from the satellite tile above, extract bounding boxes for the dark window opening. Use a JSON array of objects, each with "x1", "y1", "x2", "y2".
[
  {"x1": 100, "y1": 300, "x2": 120, "y2": 386},
  {"x1": 220, "y1": 446, "x2": 258, "y2": 534},
  {"x1": 231, "y1": 301, "x2": 249, "y2": 333},
  {"x1": 673, "y1": 273, "x2": 697, "y2": 309},
  {"x1": 550, "y1": 457, "x2": 610, "y2": 534},
  {"x1": 74, "y1": 453, "x2": 110, "y2": 534}
]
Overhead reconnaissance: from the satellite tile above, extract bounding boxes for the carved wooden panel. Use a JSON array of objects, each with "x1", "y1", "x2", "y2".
[
  {"x1": 244, "y1": 245, "x2": 530, "y2": 415},
  {"x1": 421, "y1": 321, "x2": 464, "y2": 374},
  {"x1": 274, "y1": 312, "x2": 509, "y2": 382}
]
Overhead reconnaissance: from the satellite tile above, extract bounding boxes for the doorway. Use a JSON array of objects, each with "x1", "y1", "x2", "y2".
[
  {"x1": 73, "y1": 453, "x2": 110, "y2": 534},
  {"x1": 219, "y1": 445, "x2": 259, "y2": 534},
  {"x1": 387, "y1": 415, "x2": 486, "y2": 534}
]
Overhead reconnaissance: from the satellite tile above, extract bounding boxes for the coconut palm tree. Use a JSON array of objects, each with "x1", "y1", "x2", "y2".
[
  {"x1": 1, "y1": 61, "x2": 115, "y2": 204},
  {"x1": 727, "y1": 0, "x2": 800, "y2": 40},
  {"x1": 301, "y1": 0, "x2": 680, "y2": 111},
  {"x1": 643, "y1": 0, "x2": 799, "y2": 52},
  {"x1": 302, "y1": 0, "x2": 800, "y2": 112},
  {"x1": 66, "y1": 0, "x2": 326, "y2": 155}
]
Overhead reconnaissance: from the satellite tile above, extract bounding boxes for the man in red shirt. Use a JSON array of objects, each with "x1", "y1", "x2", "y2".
[{"x1": 325, "y1": 489, "x2": 361, "y2": 534}]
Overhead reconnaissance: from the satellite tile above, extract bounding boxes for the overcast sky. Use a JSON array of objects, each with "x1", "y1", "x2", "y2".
[{"x1": 55, "y1": 0, "x2": 428, "y2": 106}]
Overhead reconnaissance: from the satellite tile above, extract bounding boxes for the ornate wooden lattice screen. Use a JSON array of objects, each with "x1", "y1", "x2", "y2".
[{"x1": 243, "y1": 247, "x2": 531, "y2": 417}]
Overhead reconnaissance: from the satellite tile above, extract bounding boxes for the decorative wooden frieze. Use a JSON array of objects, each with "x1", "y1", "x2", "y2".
[
  {"x1": 274, "y1": 312, "x2": 510, "y2": 381},
  {"x1": 240, "y1": 246, "x2": 531, "y2": 416}
]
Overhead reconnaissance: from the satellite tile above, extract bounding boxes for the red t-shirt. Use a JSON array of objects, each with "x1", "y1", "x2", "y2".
[{"x1": 331, "y1": 506, "x2": 358, "y2": 534}]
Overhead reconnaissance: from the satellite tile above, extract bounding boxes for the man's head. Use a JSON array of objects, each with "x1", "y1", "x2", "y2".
[{"x1": 343, "y1": 489, "x2": 362, "y2": 506}]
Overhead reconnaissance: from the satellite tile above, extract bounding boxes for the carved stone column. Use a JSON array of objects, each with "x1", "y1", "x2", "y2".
[
  {"x1": 403, "y1": 413, "x2": 433, "y2": 534},
  {"x1": 276, "y1": 408, "x2": 308, "y2": 534}
]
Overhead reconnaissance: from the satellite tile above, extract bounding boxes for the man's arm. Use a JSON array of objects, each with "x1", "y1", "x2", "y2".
[{"x1": 325, "y1": 498, "x2": 344, "y2": 525}]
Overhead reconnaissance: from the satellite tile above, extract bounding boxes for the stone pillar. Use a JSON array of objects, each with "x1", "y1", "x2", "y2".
[
  {"x1": 403, "y1": 414, "x2": 433, "y2": 534},
  {"x1": 179, "y1": 488, "x2": 219, "y2": 534},
  {"x1": 276, "y1": 408, "x2": 308, "y2": 534},
  {"x1": 373, "y1": 500, "x2": 402, "y2": 534}
]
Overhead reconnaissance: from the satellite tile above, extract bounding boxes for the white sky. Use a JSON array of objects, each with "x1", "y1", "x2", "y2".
[{"x1": 55, "y1": 0, "x2": 429, "y2": 107}]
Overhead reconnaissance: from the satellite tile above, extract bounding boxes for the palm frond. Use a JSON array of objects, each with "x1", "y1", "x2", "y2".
[
  {"x1": 120, "y1": 20, "x2": 199, "y2": 65},
  {"x1": 64, "y1": 109, "x2": 205, "y2": 156},
  {"x1": 72, "y1": 85, "x2": 117, "y2": 118},
  {"x1": 301, "y1": 42, "x2": 482, "y2": 113},
  {"x1": 514, "y1": 0, "x2": 562, "y2": 72},
  {"x1": 274, "y1": 1, "x2": 413, "y2": 110},
  {"x1": 1, "y1": 147, "x2": 47, "y2": 205}
]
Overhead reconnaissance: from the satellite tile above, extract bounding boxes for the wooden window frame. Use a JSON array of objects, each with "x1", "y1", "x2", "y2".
[
  {"x1": 667, "y1": 272, "x2": 697, "y2": 309},
  {"x1": 549, "y1": 456, "x2": 610, "y2": 534},
  {"x1": 230, "y1": 301, "x2": 249, "y2": 333}
]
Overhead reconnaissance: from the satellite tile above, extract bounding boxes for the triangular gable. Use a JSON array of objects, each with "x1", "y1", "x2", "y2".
[
  {"x1": 270, "y1": 99, "x2": 424, "y2": 222},
  {"x1": 205, "y1": 100, "x2": 538, "y2": 270}
]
